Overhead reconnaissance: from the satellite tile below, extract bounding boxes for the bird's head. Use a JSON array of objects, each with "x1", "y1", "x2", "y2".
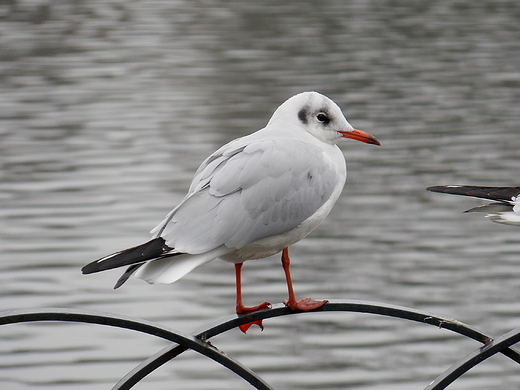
[{"x1": 268, "y1": 91, "x2": 380, "y2": 146}]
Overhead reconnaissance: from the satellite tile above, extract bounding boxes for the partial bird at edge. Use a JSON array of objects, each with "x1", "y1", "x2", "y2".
[{"x1": 427, "y1": 185, "x2": 520, "y2": 227}]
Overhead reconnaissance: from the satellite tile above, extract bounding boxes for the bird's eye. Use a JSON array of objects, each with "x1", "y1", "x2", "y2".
[{"x1": 316, "y1": 113, "x2": 329, "y2": 124}]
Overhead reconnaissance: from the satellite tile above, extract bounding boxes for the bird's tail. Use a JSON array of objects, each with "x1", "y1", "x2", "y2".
[
  {"x1": 134, "y1": 247, "x2": 229, "y2": 285},
  {"x1": 82, "y1": 238, "x2": 227, "y2": 289}
]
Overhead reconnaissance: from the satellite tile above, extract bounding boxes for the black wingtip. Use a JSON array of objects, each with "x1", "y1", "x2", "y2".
[
  {"x1": 113, "y1": 264, "x2": 145, "y2": 289},
  {"x1": 426, "y1": 185, "x2": 453, "y2": 193},
  {"x1": 427, "y1": 185, "x2": 520, "y2": 203},
  {"x1": 81, "y1": 261, "x2": 104, "y2": 275},
  {"x1": 82, "y1": 237, "x2": 168, "y2": 275}
]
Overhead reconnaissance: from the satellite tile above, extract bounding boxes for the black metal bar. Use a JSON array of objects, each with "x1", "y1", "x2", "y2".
[
  {"x1": 3, "y1": 302, "x2": 520, "y2": 390},
  {"x1": 425, "y1": 327, "x2": 520, "y2": 390},
  {"x1": 114, "y1": 344, "x2": 190, "y2": 390},
  {"x1": 115, "y1": 300, "x2": 520, "y2": 390},
  {"x1": 0, "y1": 308, "x2": 273, "y2": 390}
]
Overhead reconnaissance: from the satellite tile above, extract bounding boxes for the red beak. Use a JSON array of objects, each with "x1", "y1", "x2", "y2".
[{"x1": 339, "y1": 129, "x2": 381, "y2": 146}]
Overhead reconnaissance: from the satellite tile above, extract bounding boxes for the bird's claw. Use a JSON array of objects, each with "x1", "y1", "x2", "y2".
[
  {"x1": 239, "y1": 319, "x2": 264, "y2": 333},
  {"x1": 236, "y1": 301, "x2": 271, "y2": 314},
  {"x1": 284, "y1": 297, "x2": 328, "y2": 311},
  {"x1": 236, "y1": 301, "x2": 271, "y2": 333}
]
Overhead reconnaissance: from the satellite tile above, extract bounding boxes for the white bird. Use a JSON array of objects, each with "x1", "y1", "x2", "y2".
[
  {"x1": 82, "y1": 92, "x2": 380, "y2": 332},
  {"x1": 427, "y1": 185, "x2": 520, "y2": 226}
]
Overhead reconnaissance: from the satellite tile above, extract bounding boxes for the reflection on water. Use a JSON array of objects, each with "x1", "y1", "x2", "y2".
[{"x1": 1, "y1": 1, "x2": 520, "y2": 389}]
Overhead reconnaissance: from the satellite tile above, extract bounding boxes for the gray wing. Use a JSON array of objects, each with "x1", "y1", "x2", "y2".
[{"x1": 151, "y1": 138, "x2": 339, "y2": 253}]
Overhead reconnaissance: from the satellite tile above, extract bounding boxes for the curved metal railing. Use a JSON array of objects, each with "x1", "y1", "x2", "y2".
[{"x1": 1, "y1": 300, "x2": 519, "y2": 389}]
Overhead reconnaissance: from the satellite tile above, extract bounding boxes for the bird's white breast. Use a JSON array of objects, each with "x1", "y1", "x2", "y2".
[{"x1": 221, "y1": 141, "x2": 347, "y2": 262}]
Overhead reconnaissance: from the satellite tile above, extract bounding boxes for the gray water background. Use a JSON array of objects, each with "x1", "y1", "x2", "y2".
[{"x1": 1, "y1": 1, "x2": 520, "y2": 389}]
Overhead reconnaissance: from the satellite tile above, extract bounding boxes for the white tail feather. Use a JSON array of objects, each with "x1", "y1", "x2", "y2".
[{"x1": 134, "y1": 247, "x2": 228, "y2": 284}]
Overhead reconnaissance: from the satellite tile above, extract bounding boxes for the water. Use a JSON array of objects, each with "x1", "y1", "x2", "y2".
[{"x1": 1, "y1": 1, "x2": 520, "y2": 389}]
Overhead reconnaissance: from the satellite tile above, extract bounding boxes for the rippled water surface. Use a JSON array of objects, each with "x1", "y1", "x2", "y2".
[{"x1": 1, "y1": 1, "x2": 520, "y2": 389}]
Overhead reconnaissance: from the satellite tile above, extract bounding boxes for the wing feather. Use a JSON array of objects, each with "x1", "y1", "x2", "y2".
[
  {"x1": 427, "y1": 185, "x2": 520, "y2": 205},
  {"x1": 151, "y1": 137, "x2": 340, "y2": 254}
]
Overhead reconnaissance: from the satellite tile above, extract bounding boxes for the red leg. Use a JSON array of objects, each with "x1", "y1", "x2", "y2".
[
  {"x1": 235, "y1": 262, "x2": 270, "y2": 333},
  {"x1": 281, "y1": 247, "x2": 328, "y2": 311}
]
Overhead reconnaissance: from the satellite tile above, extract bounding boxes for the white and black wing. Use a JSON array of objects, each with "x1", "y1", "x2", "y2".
[
  {"x1": 427, "y1": 185, "x2": 520, "y2": 226},
  {"x1": 151, "y1": 137, "x2": 340, "y2": 253},
  {"x1": 427, "y1": 185, "x2": 520, "y2": 205}
]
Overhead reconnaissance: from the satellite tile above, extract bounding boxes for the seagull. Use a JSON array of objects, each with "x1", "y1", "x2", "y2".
[
  {"x1": 82, "y1": 92, "x2": 381, "y2": 332},
  {"x1": 427, "y1": 185, "x2": 520, "y2": 226}
]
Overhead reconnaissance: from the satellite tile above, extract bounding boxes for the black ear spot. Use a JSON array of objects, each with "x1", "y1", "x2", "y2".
[{"x1": 298, "y1": 108, "x2": 308, "y2": 124}]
